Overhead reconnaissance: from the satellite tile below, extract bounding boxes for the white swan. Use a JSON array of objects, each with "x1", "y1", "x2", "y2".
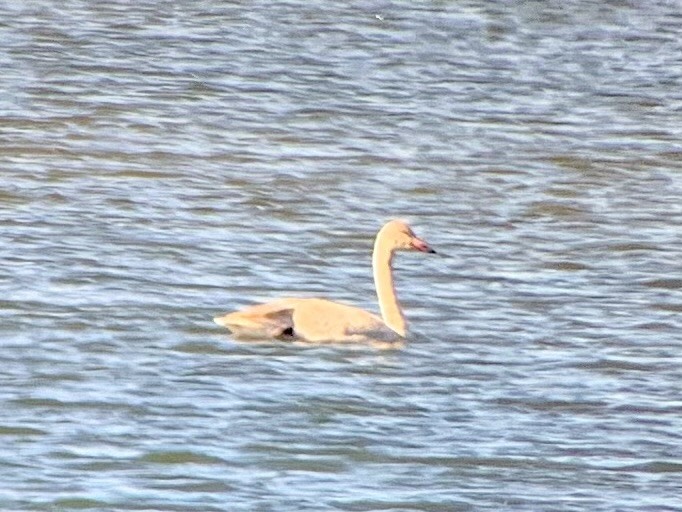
[{"x1": 213, "y1": 219, "x2": 436, "y2": 343}]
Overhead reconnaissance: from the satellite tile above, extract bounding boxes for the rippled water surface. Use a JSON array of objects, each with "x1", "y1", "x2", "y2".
[{"x1": 2, "y1": 1, "x2": 682, "y2": 510}]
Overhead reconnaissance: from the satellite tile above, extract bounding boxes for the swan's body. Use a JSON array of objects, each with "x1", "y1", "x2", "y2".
[{"x1": 214, "y1": 220, "x2": 435, "y2": 343}]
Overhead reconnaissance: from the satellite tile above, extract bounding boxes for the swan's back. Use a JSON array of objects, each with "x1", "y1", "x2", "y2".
[{"x1": 214, "y1": 298, "x2": 402, "y2": 343}]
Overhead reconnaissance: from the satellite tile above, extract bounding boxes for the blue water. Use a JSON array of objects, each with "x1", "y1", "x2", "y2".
[{"x1": 1, "y1": 1, "x2": 681, "y2": 510}]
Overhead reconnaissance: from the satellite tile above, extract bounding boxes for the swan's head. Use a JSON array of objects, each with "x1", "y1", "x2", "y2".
[{"x1": 379, "y1": 220, "x2": 436, "y2": 254}]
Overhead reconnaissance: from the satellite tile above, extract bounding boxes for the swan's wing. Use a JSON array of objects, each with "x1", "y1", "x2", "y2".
[
  {"x1": 214, "y1": 302, "x2": 295, "y2": 339},
  {"x1": 290, "y1": 299, "x2": 401, "y2": 342}
]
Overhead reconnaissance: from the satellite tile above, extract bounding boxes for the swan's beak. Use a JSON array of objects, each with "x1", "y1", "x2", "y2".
[{"x1": 411, "y1": 237, "x2": 436, "y2": 254}]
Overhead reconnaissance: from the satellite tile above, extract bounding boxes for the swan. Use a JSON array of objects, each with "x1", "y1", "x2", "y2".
[{"x1": 213, "y1": 219, "x2": 436, "y2": 343}]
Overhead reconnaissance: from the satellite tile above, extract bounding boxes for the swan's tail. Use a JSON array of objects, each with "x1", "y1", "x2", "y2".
[{"x1": 214, "y1": 308, "x2": 295, "y2": 340}]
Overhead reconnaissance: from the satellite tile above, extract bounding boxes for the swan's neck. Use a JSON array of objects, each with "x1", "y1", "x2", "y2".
[{"x1": 373, "y1": 237, "x2": 406, "y2": 336}]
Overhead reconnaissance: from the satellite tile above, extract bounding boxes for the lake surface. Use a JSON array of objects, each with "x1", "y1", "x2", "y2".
[{"x1": 2, "y1": 1, "x2": 681, "y2": 510}]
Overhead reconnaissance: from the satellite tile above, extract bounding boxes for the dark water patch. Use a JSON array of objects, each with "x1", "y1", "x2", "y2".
[
  {"x1": 642, "y1": 278, "x2": 682, "y2": 290},
  {"x1": 2, "y1": 145, "x2": 78, "y2": 158},
  {"x1": 634, "y1": 321, "x2": 677, "y2": 331},
  {"x1": 545, "y1": 155, "x2": 596, "y2": 173},
  {"x1": 494, "y1": 397, "x2": 608, "y2": 415},
  {"x1": 0, "y1": 188, "x2": 31, "y2": 205},
  {"x1": 405, "y1": 186, "x2": 440, "y2": 197},
  {"x1": 10, "y1": 397, "x2": 144, "y2": 414},
  {"x1": 77, "y1": 341, "x2": 124, "y2": 353},
  {"x1": 59, "y1": 320, "x2": 92, "y2": 332},
  {"x1": 523, "y1": 201, "x2": 589, "y2": 220},
  {"x1": 616, "y1": 461, "x2": 682, "y2": 474},
  {"x1": 545, "y1": 187, "x2": 581, "y2": 199},
  {"x1": 10, "y1": 398, "x2": 66, "y2": 408},
  {"x1": 0, "y1": 425, "x2": 47, "y2": 436},
  {"x1": 332, "y1": 498, "x2": 473, "y2": 512},
  {"x1": 542, "y1": 260, "x2": 591, "y2": 271},
  {"x1": 171, "y1": 341, "x2": 233, "y2": 355},
  {"x1": 70, "y1": 460, "x2": 136, "y2": 472},
  {"x1": 140, "y1": 450, "x2": 225, "y2": 465},
  {"x1": 658, "y1": 150, "x2": 682, "y2": 161},
  {"x1": 579, "y1": 358, "x2": 658, "y2": 373},
  {"x1": 112, "y1": 169, "x2": 186, "y2": 180},
  {"x1": 51, "y1": 497, "x2": 110, "y2": 509},
  {"x1": 511, "y1": 298, "x2": 558, "y2": 314},
  {"x1": 651, "y1": 303, "x2": 682, "y2": 313},
  {"x1": 246, "y1": 442, "x2": 383, "y2": 464},
  {"x1": 607, "y1": 242, "x2": 661, "y2": 253},
  {"x1": 148, "y1": 479, "x2": 234, "y2": 493},
  {"x1": 611, "y1": 403, "x2": 682, "y2": 416},
  {"x1": 262, "y1": 457, "x2": 348, "y2": 473}
]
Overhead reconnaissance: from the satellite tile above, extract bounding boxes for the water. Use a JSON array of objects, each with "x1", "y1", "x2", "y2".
[{"x1": 2, "y1": 1, "x2": 682, "y2": 510}]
